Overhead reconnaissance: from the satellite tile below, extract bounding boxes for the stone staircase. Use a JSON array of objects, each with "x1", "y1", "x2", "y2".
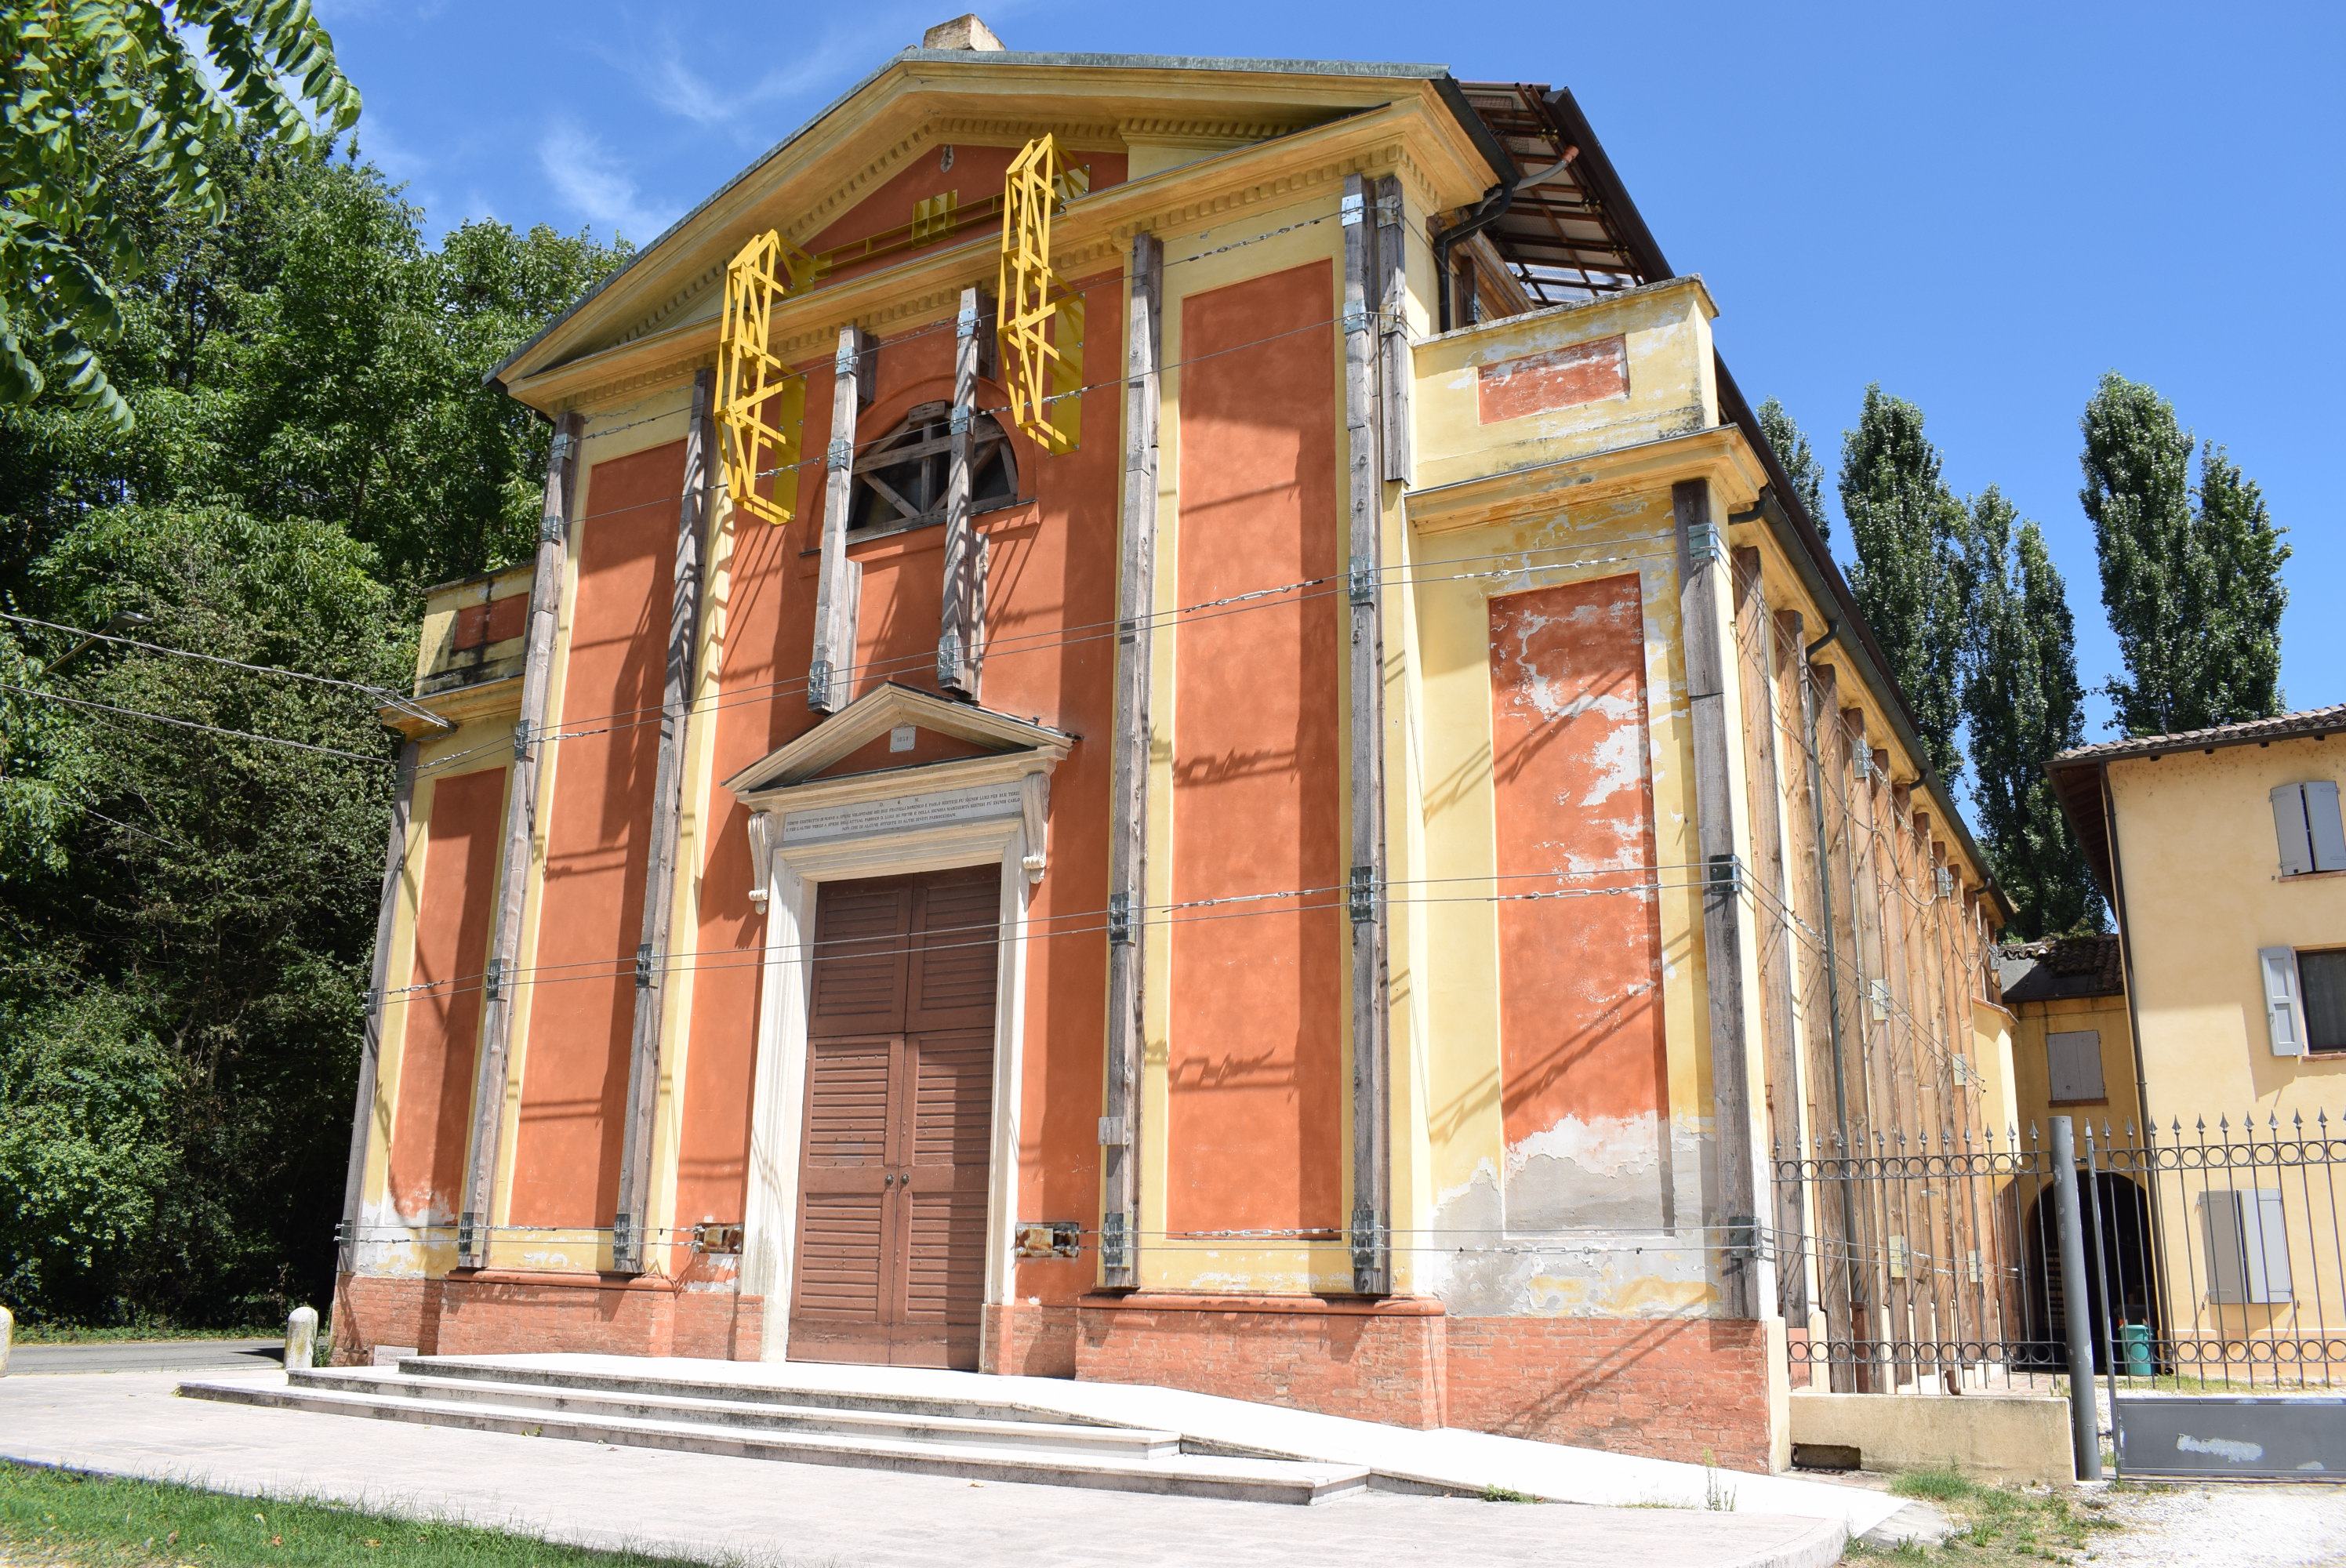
[{"x1": 177, "y1": 1357, "x2": 1369, "y2": 1504}]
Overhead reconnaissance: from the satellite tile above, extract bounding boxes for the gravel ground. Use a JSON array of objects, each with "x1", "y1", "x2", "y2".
[{"x1": 2084, "y1": 1483, "x2": 2346, "y2": 1566}]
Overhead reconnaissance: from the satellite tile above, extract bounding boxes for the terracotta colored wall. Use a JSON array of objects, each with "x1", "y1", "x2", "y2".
[
  {"x1": 387, "y1": 766, "x2": 507, "y2": 1222},
  {"x1": 1168, "y1": 261, "x2": 1342, "y2": 1233},
  {"x1": 1487, "y1": 576, "x2": 1667, "y2": 1221},
  {"x1": 673, "y1": 271, "x2": 1124, "y2": 1292},
  {"x1": 507, "y1": 441, "x2": 682, "y2": 1228}
]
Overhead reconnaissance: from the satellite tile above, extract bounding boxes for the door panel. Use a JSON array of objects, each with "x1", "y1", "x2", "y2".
[{"x1": 789, "y1": 869, "x2": 998, "y2": 1369}]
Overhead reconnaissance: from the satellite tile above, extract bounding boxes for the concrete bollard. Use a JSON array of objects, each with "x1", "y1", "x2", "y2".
[
  {"x1": 285, "y1": 1305, "x2": 318, "y2": 1372},
  {"x1": 0, "y1": 1302, "x2": 13, "y2": 1377}
]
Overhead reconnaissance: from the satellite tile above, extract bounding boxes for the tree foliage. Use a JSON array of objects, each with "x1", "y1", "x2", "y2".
[
  {"x1": 1839, "y1": 385, "x2": 1974, "y2": 782},
  {"x1": 0, "y1": 0, "x2": 359, "y2": 424},
  {"x1": 0, "y1": 129, "x2": 622, "y2": 1327},
  {"x1": 2080, "y1": 373, "x2": 2289, "y2": 737},
  {"x1": 1757, "y1": 395, "x2": 1829, "y2": 540},
  {"x1": 1960, "y1": 488, "x2": 2101, "y2": 938}
]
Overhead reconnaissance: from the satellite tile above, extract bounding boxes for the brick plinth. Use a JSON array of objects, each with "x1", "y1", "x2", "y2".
[
  {"x1": 1075, "y1": 1293, "x2": 1449, "y2": 1428},
  {"x1": 981, "y1": 1301, "x2": 1079, "y2": 1377},
  {"x1": 329, "y1": 1271, "x2": 760, "y2": 1366},
  {"x1": 1445, "y1": 1316, "x2": 1773, "y2": 1472},
  {"x1": 331, "y1": 1273, "x2": 445, "y2": 1363}
]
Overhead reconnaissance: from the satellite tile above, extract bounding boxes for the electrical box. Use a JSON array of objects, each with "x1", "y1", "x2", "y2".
[
  {"x1": 693, "y1": 1221, "x2": 745, "y2": 1255},
  {"x1": 1015, "y1": 1220, "x2": 1082, "y2": 1259}
]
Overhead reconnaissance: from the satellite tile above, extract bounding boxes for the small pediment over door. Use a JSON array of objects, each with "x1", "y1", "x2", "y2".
[
  {"x1": 724, "y1": 684, "x2": 1076, "y2": 891},
  {"x1": 720, "y1": 682, "x2": 1073, "y2": 797}
]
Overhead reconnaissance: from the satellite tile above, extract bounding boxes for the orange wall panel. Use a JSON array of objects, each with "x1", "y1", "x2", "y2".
[
  {"x1": 1168, "y1": 261, "x2": 1343, "y2": 1235},
  {"x1": 388, "y1": 766, "x2": 507, "y2": 1222},
  {"x1": 507, "y1": 441, "x2": 683, "y2": 1229},
  {"x1": 1487, "y1": 576, "x2": 1667, "y2": 1148}
]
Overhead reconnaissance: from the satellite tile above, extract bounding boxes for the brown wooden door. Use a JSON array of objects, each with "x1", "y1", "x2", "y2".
[{"x1": 790, "y1": 867, "x2": 998, "y2": 1369}]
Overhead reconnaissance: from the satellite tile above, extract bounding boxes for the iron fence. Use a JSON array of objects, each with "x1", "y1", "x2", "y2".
[{"x1": 1773, "y1": 1111, "x2": 2346, "y2": 1399}]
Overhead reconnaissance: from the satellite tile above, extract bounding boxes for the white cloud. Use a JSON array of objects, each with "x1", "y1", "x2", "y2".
[{"x1": 537, "y1": 119, "x2": 680, "y2": 244}]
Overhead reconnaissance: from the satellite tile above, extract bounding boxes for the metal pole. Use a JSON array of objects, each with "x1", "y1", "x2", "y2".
[
  {"x1": 2051, "y1": 1116, "x2": 2103, "y2": 1479},
  {"x1": 2084, "y1": 1122, "x2": 2122, "y2": 1472}
]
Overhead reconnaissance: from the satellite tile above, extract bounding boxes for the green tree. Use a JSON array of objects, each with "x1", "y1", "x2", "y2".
[
  {"x1": 1757, "y1": 395, "x2": 1829, "y2": 539},
  {"x1": 0, "y1": 0, "x2": 359, "y2": 424},
  {"x1": 2080, "y1": 374, "x2": 2289, "y2": 736},
  {"x1": 0, "y1": 131, "x2": 622, "y2": 1326},
  {"x1": 1839, "y1": 385, "x2": 1973, "y2": 781},
  {"x1": 1961, "y1": 488, "x2": 2101, "y2": 937}
]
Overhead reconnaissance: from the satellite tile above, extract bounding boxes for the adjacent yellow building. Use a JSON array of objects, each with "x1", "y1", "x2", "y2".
[{"x1": 2048, "y1": 703, "x2": 2346, "y2": 1381}]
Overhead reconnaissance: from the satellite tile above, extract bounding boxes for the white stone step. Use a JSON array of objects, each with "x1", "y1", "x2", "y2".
[
  {"x1": 175, "y1": 1377, "x2": 1368, "y2": 1504},
  {"x1": 397, "y1": 1356, "x2": 1126, "y2": 1428},
  {"x1": 285, "y1": 1367, "x2": 1179, "y2": 1457}
]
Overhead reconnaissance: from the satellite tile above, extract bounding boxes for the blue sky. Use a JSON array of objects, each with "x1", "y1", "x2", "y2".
[{"x1": 316, "y1": 0, "x2": 2342, "y2": 734}]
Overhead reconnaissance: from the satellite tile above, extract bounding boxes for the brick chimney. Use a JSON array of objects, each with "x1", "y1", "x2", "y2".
[{"x1": 922, "y1": 14, "x2": 1006, "y2": 50}]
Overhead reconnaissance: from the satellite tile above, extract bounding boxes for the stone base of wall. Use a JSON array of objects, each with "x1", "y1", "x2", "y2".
[
  {"x1": 332, "y1": 1275, "x2": 1769, "y2": 1469},
  {"x1": 1445, "y1": 1316, "x2": 1773, "y2": 1472},
  {"x1": 1073, "y1": 1293, "x2": 1450, "y2": 1429},
  {"x1": 330, "y1": 1272, "x2": 760, "y2": 1366},
  {"x1": 981, "y1": 1301, "x2": 1079, "y2": 1377}
]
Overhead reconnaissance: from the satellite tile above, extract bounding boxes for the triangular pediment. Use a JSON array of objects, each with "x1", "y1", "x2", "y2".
[
  {"x1": 489, "y1": 51, "x2": 1471, "y2": 406},
  {"x1": 720, "y1": 682, "x2": 1072, "y2": 798}
]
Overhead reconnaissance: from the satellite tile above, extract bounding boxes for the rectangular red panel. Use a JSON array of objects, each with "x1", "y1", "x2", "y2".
[
  {"x1": 387, "y1": 766, "x2": 507, "y2": 1222},
  {"x1": 1488, "y1": 575, "x2": 1666, "y2": 1148},
  {"x1": 1168, "y1": 260, "x2": 1343, "y2": 1235},
  {"x1": 1476, "y1": 335, "x2": 1628, "y2": 424},
  {"x1": 507, "y1": 441, "x2": 683, "y2": 1229}
]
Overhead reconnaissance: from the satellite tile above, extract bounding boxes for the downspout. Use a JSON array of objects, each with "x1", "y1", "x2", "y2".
[
  {"x1": 2101, "y1": 759, "x2": 2153, "y2": 1133},
  {"x1": 1432, "y1": 151, "x2": 1577, "y2": 333}
]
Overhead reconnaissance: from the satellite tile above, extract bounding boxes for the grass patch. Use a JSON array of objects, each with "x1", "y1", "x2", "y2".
[
  {"x1": 0, "y1": 1463, "x2": 771, "y2": 1568},
  {"x1": 1842, "y1": 1466, "x2": 2127, "y2": 1564},
  {"x1": 9, "y1": 1326, "x2": 281, "y2": 1347},
  {"x1": 1478, "y1": 1484, "x2": 1538, "y2": 1503}
]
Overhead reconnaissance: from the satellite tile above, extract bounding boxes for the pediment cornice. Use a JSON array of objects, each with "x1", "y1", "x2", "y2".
[
  {"x1": 720, "y1": 681, "x2": 1074, "y2": 801},
  {"x1": 500, "y1": 63, "x2": 1493, "y2": 405}
]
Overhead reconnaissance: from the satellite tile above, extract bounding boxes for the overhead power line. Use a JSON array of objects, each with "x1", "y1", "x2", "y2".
[
  {"x1": 0, "y1": 611, "x2": 453, "y2": 733},
  {"x1": 0, "y1": 681, "x2": 396, "y2": 766}
]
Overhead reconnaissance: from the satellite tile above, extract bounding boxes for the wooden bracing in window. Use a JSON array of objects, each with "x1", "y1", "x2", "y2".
[
  {"x1": 716, "y1": 230, "x2": 813, "y2": 525},
  {"x1": 996, "y1": 136, "x2": 1081, "y2": 456}
]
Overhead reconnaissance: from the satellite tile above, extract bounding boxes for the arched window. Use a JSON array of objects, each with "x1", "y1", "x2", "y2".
[{"x1": 849, "y1": 400, "x2": 1019, "y2": 536}]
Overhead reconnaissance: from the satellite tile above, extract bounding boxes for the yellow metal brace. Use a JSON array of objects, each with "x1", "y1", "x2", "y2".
[
  {"x1": 716, "y1": 230, "x2": 814, "y2": 524},
  {"x1": 997, "y1": 136, "x2": 1082, "y2": 456}
]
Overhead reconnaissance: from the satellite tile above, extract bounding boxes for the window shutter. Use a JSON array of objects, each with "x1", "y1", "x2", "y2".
[
  {"x1": 2261, "y1": 946, "x2": 2306, "y2": 1055},
  {"x1": 2307, "y1": 780, "x2": 2346, "y2": 873},
  {"x1": 2047, "y1": 1029, "x2": 2105, "y2": 1102},
  {"x1": 2273, "y1": 784, "x2": 2315, "y2": 877}
]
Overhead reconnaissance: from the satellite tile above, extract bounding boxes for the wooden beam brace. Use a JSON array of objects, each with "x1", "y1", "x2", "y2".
[
  {"x1": 1373, "y1": 174, "x2": 1411, "y2": 485},
  {"x1": 339, "y1": 739, "x2": 419, "y2": 1276},
  {"x1": 1343, "y1": 174, "x2": 1392, "y2": 1297},
  {"x1": 459, "y1": 408, "x2": 583, "y2": 1268},
  {"x1": 1675, "y1": 477, "x2": 1757, "y2": 1318},
  {"x1": 939, "y1": 289, "x2": 993, "y2": 699},
  {"x1": 809, "y1": 326, "x2": 873, "y2": 713},
  {"x1": 1099, "y1": 233, "x2": 1160, "y2": 1291},
  {"x1": 614, "y1": 369, "x2": 714, "y2": 1273}
]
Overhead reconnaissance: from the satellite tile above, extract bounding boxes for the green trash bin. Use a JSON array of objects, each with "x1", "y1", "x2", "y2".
[{"x1": 2120, "y1": 1321, "x2": 2154, "y2": 1379}]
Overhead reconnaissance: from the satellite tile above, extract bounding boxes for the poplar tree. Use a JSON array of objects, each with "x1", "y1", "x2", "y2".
[
  {"x1": 2080, "y1": 374, "x2": 2289, "y2": 735},
  {"x1": 1962, "y1": 488, "x2": 2101, "y2": 936},
  {"x1": 1839, "y1": 385, "x2": 1973, "y2": 782},
  {"x1": 1757, "y1": 395, "x2": 1829, "y2": 539}
]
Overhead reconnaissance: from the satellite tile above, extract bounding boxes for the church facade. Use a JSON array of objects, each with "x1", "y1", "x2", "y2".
[{"x1": 332, "y1": 28, "x2": 2013, "y2": 1472}]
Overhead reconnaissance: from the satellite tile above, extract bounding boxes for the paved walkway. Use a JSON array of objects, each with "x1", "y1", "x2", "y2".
[
  {"x1": 5, "y1": 1338, "x2": 279, "y2": 1375},
  {"x1": 0, "y1": 1370, "x2": 1844, "y2": 1568}
]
